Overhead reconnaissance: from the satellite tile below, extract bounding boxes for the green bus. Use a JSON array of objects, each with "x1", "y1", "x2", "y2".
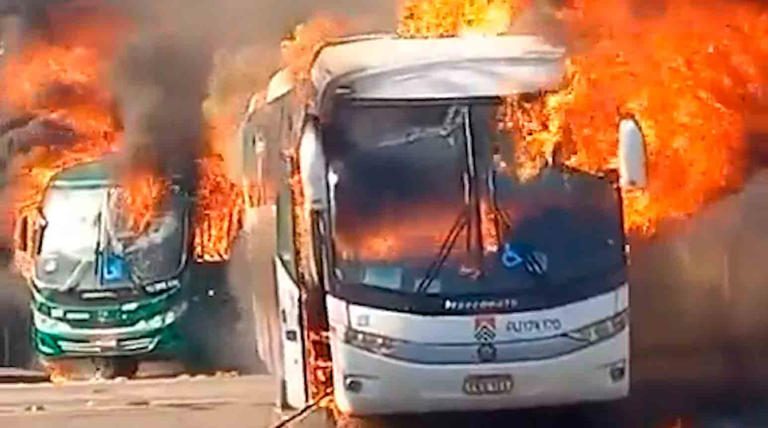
[{"x1": 13, "y1": 158, "x2": 239, "y2": 377}]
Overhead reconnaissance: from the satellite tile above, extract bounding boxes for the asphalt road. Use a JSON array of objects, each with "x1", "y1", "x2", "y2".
[
  {"x1": 0, "y1": 374, "x2": 286, "y2": 428},
  {"x1": 5, "y1": 174, "x2": 768, "y2": 427}
]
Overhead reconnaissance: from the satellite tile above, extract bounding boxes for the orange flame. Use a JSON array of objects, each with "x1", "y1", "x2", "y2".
[
  {"x1": 501, "y1": 0, "x2": 768, "y2": 234},
  {"x1": 286, "y1": 152, "x2": 335, "y2": 404},
  {"x1": 337, "y1": 207, "x2": 460, "y2": 262},
  {"x1": 117, "y1": 171, "x2": 170, "y2": 234},
  {"x1": 2, "y1": 7, "x2": 245, "y2": 264},
  {"x1": 189, "y1": 112, "x2": 247, "y2": 263},
  {"x1": 307, "y1": 330, "x2": 333, "y2": 401},
  {"x1": 44, "y1": 360, "x2": 78, "y2": 384},
  {"x1": 193, "y1": 155, "x2": 245, "y2": 262},
  {"x1": 1, "y1": 4, "x2": 125, "y2": 254},
  {"x1": 397, "y1": 0, "x2": 529, "y2": 38},
  {"x1": 2, "y1": 43, "x2": 119, "y2": 220},
  {"x1": 279, "y1": 21, "x2": 331, "y2": 397},
  {"x1": 280, "y1": 15, "x2": 348, "y2": 103}
]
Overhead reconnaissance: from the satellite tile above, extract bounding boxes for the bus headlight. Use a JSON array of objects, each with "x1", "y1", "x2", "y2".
[
  {"x1": 344, "y1": 328, "x2": 404, "y2": 356},
  {"x1": 33, "y1": 311, "x2": 70, "y2": 332},
  {"x1": 567, "y1": 310, "x2": 628, "y2": 343},
  {"x1": 143, "y1": 302, "x2": 188, "y2": 330}
]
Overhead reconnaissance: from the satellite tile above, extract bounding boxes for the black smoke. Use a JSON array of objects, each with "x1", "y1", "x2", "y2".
[{"x1": 110, "y1": 31, "x2": 211, "y2": 190}]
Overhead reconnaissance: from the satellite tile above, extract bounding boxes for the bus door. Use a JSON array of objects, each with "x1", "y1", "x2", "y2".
[{"x1": 275, "y1": 172, "x2": 308, "y2": 409}]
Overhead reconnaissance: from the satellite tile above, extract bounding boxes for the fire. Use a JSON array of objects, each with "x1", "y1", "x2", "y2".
[
  {"x1": 187, "y1": 17, "x2": 351, "y2": 264},
  {"x1": 278, "y1": 19, "x2": 350, "y2": 408},
  {"x1": 280, "y1": 15, "x2": 348, "y2": 102},
  {"x1": 501, "y1": 0, "x2": 768, "y2": 234},
  {"x1": 117, "y1": 171, "x2": 169, "y2": 234},
  {"x1": 190, "y1": 112, "x2": 247, "y2": 263},
  {"x1": 396, "y1": 0, "x2": 768, "y2": 235},
  {"x1": 336, "y1": 208, "x2": 463, "y2": 261},
  {"x1": 193, "y1": 155, "x2": 245, "y2": 262},
  {"x1": 45, "y1": 360, "x2": 77, "y2": 384},
  {"x1": 480, "y1": 200, "x2": 500, "y2": 253},
  {"x1": 1, "y1": 9, "x2": 245, "y2": 264},
  {"x1": 397, "y1": 0, "x2": 529, "y2": 38},
  {"x1": 307, "y1": 330, "x2": 333, "y2": 401},
  {"x1": 0, "y1": 2, "x2": 126, "y2": 254},
  {"x1": 2, "y1": 42, "x2": 119, "y2": 221},
  {"x1": 286, "y1": 151, "x2": 336, "y2": 404}
]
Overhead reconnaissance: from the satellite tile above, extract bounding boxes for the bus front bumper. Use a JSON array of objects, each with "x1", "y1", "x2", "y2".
[
  {"x1": 332, "y1": 329, "x2": 629, "y2": 416},
  {"x1": 32, "y1": 323, "x2": 186, "y2": 360}
]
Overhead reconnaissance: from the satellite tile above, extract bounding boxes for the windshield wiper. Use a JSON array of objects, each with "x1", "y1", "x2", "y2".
[
  {"x1": 376, "y1": 106, "x2": 466, "y2": 148},
  {"x1": 415, "y1": 209, "x2": 468, "y2": 294},
  {"x1": 62, "y1": 259, "x2": 91, "y2": 291}
]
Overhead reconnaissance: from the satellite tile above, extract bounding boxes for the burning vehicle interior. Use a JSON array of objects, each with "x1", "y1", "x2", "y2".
[
  {"x1": 0, "y1": 0, "x2": 251, "y2": 379},
  {"x1": 329, "y1": 99, "x2": 626, "y2": 302},
  {"x1": 11, "y1": 158, "x2": 244, "y2": 377},
  {"x1": 102, "y1": 182, "x2": 187, "y2": 291},
  {"x1": 33, "y1": 162, "x2": 189, "y2": 296},
  {"x1": 5, "y1": 0, "x2": 768, "y2": 425}
]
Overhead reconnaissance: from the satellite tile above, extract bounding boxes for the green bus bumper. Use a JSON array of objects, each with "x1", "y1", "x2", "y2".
[{"x1": 32, "y1": 323, "x2": 188, "y2": 360}]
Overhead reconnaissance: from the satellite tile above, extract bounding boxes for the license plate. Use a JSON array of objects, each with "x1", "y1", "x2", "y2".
[
  {"x1": 462, "y1": 374, "x2": 514, "y2": 395},
  {"x1": 93, "y1": 338, "x2": 118, "y2": 349}
]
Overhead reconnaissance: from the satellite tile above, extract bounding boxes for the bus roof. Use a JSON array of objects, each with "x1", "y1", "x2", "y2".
[
  {"x1": 50, "y1": 159, "x2": 112, "y2": 189},
  {"x1": 310, "y1": 34, "x2": 565, "y2": 102}
]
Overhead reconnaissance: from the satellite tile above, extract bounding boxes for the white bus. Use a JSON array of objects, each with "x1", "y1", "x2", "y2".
[{"x1": 245, "y1": 34, "x2": 647, "y2": 416}]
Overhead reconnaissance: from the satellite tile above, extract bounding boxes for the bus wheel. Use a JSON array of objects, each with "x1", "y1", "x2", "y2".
[
  {"x1": 92, "y1": 358, "x2": 116, "y2": 379},
  {"x1": 92, "y1": 357, "x2": 138, "y2": 379}
]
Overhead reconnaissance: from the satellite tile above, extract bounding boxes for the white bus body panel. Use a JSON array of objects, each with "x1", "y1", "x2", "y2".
[
  {"x1": 274, "y1": 256, "x2": 308, "y2": 408},
  {"x1": 311, "y1": 35, "x2": 564, "y2": 103},
  {"x1": 327, "y1": 285, "x2": 629, "y2": 415}
]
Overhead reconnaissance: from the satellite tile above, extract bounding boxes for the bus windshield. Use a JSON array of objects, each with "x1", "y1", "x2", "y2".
[
  {"x1": 33, "y1": 185, "x2": 188, "y2": 292},
  {"x1": 104, "y1": 186, "x2": 187, "y2": 285},
  {"x1": 35, "y1": 186, "x2": 105, "y2": 291},
  {"x1": 327, "y1": 101, "x2": 625, "y2": 297}
]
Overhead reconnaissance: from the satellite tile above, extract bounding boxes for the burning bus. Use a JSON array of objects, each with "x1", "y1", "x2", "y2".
[
  {"x1": 243, "y1": 33, "x2": 648, "y2": 416},
  {"x1": 12, "y1": 156, "x2": 241, "y2": 377}
]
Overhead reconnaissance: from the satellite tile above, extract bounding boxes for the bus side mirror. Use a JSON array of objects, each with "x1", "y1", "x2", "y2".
[{"x1": 618, "y1": 117, "x2": 648, "y2": 189}]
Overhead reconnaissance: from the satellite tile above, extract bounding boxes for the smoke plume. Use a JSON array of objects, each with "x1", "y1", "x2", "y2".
[
  {"x1": 103, "y1": 0, "x2": 396, "y2": 374},
  {"x1": 108, "y1": 0, "x2": 396, "y2": 183},
  {"x1": 110, "y1": 32, "x2": 211, "y2": 188}
]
